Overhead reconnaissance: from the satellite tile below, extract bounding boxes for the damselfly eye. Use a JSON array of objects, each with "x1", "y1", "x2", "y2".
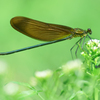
[{"x1": 87, "y1": 28, "x2": 92, "y2": 35}]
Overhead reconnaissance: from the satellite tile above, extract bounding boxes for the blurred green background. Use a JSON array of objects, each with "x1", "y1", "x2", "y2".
[{"x1": 0, "y1": 0, "x2": 100, "y2": 82}]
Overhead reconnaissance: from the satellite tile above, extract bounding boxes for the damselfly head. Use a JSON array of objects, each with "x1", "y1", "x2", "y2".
[{"x1": 87, "y1": 28, "x2": 92, "y2": 35}]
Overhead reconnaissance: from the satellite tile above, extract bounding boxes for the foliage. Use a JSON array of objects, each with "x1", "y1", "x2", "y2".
[{"x1": 1, "y1": 39, "x2": 100, "y2": 100}]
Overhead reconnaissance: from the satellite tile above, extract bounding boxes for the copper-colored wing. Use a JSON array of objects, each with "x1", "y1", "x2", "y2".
[{"x1": 10, "y1": 16, "x2": 74, "y2": 41}]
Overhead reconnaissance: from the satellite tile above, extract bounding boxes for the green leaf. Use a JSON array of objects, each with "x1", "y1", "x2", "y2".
[{"x1": 18, "y1": 90, "x2": 37, "y2": 98}]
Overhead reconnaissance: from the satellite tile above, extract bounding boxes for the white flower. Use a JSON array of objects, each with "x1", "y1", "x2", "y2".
[
  {"x1": 3, "y1": 82, "x2": 19, "y2": 95},
  {"x1": 87, "y1": 39, "x2": 100, "y2": 47},
  {"x1": 81, "y1": 52, "x2": 84, "y2": 55},
  {"x1": 35, "y1": 69, "x2": 53, "y2": 79},
  {"x1": 0, "y1": 60, "x2": 8, "y2": 74},
  {"x1": 93, "y1": 39, "x2": 100, "y2": 44},
  {"x1": 81, "y1": 52, "x2": 86, "y2": 56},
  {"x1": 86, "y1": 39, "x2": 100, "y2": 52},
  {"x1": 91, "y1": 46, "x2": 98, "y2": 51},
  {"x1": 62, "y1": 59, "x2": 83, "y2": 74},
  {"x1": 87, "y1": 40, "x2": 91, "y2": 46},
  {"x1": 98, "y1": 43, "x2": 100, "y2": 48}
]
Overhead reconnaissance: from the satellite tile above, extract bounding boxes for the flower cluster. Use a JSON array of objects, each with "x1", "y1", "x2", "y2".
[{"x1": 81, "y1": 39, "x2": 100, "y2": 68}]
